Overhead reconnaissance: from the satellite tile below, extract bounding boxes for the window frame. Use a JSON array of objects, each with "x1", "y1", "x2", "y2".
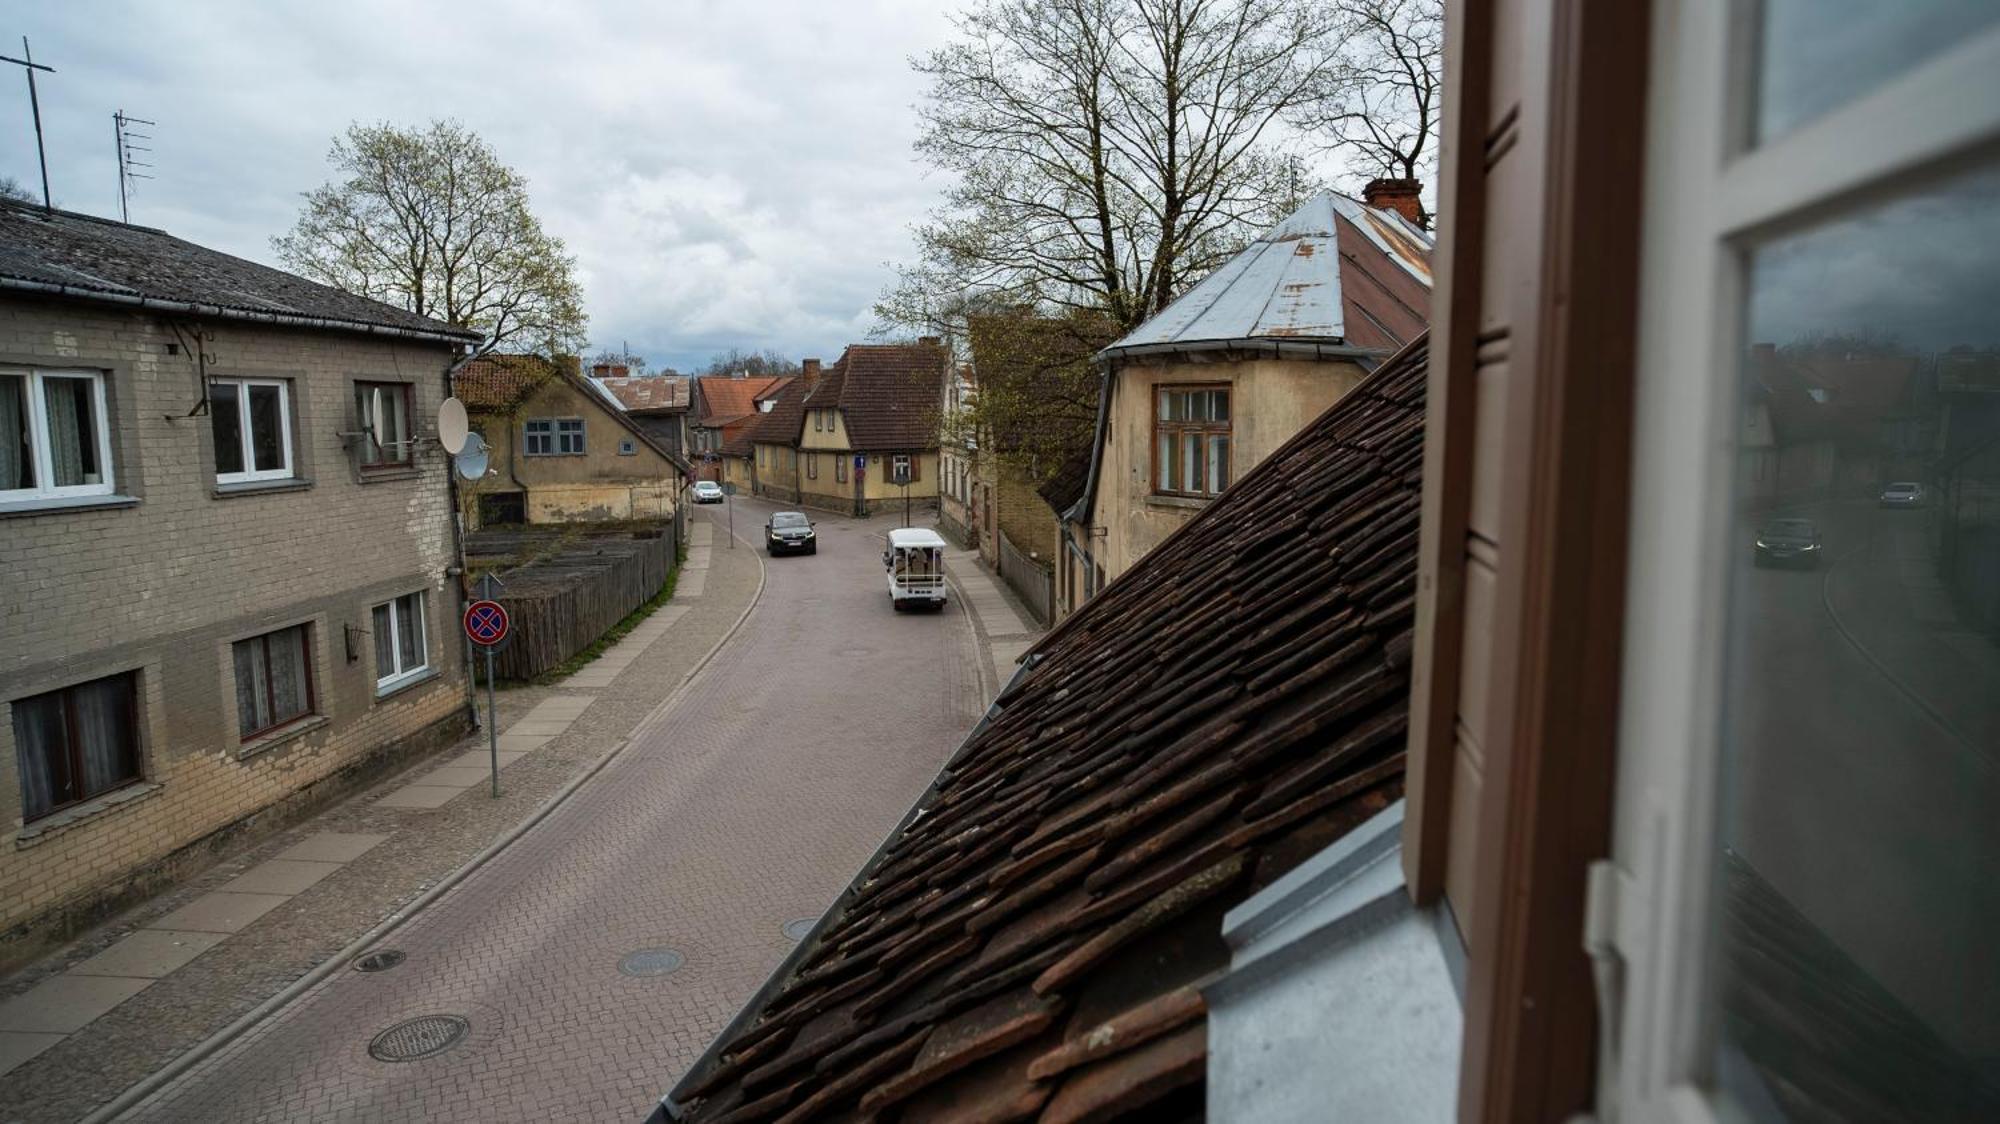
[
  {"x1": 836, "y1": 454, "x2": 848, "y2": 484},
  {"x1": 231, "y1": 623, "x2": 317, "y2": 740},
  {"x1": 1607, "y1": 12, "x2": 2000, "y2": 1123},
  {"x1": 9, "y1": 671, "x2": 142, "y2": 823},
  {"x1": 353, "y1": 381, "x2": 414, "y2": 469},
  {"x1": 372, "y1": 591, "x2": 431, "y2": 693},
  {"x1": 1150, "y1": 383, "x2": 1232, "y2": 499},
  {"x1": 1, "y1": 367, "x2": 116, "y2": 502},
  {"x1": 556, "y1": 417, "x2": 585, "y2": 454},
  {"x1": 210, "y1": 377, "x2": 296, "y2": 484},
  {"x1": 892, "y1": 453, "x2": 911, "y2": 483}
]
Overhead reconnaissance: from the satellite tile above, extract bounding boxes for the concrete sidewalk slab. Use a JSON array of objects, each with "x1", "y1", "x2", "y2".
[
  {"x1": 271, "y1": 833, "x2": 389, "y2": 864},
  {"x1": 0, "y1": 975, "x2": 152, "y2": 1034},
  {"x1": 374, "y1": 785, "x2": 463, "y2": 810},
  {"x1": 496, "y1": 733, "x2": 552, "y2": 752},
  {"x1": 218, "y1": 860, "x2": 343, "y2": 896},
  {"x1": 0, "y1": 1031, "x2": 65, "y2": 1077},
  {"x1": 450, "y1": 749, "x2": 528, "y2": 769},
  {"x1": 146, "y1": 892, "x2": 291, "y2": 935},
  {"x1": 68, "y1": 931, "x2": 227, "y2": 979},
  {"x1": 421, "y1": 766, "x2": 497, "y2": 788}
]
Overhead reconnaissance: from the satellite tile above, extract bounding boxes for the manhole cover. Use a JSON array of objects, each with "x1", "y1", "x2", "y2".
[
  {"x1": 351, "y1": 949, "x2": 405, "y2": 973},
  {"x1": 618, "y1": 948, "x2": 685, "y2": 977},
  {"x1": 368, "y1": 1014, "x2": 469, "y2": 1062},
  {"x1": 782, "y1": 918, "x2": 817, "y2": 941}
]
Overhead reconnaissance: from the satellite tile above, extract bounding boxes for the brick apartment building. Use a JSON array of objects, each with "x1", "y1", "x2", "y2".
[{"x1": 0, "y1": 201, "x2": 478, "y2": 963}]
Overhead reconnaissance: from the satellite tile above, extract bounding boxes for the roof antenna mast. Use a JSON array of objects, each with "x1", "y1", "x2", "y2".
[
  {"x1": 114, "y1": 110, "x2": 156, "y2": 223},
  {"x1": 0, "y1": 37, "x2": 55, "y2": 211}
]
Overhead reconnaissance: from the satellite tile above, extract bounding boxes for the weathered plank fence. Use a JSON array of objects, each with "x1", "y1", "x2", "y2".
[
  {"x1": 464, "y1": 522, "x2": 677, "y2": 680},
  {"x1": 997, "y1": 530, "x2": 1054, "y2": 628}
]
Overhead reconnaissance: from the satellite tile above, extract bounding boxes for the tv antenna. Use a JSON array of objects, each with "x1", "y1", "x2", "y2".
[
  {"x1": 0, "y1": 38, "x2": 54, "y2": 211},
  {"x1": 114, "y1": 111, "x2": 155, "y2": 223}
]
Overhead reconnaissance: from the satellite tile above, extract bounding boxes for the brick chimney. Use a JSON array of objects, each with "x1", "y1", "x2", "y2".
[
  {"x1": 589, "y1": 363, "x2": 629, "y2": 379},
  {"x1": 801, "y1": 358, "x2": 821, "y2": 389},
  {"x1": 1362, "y1": 178, "x2": 1426, "y2": 228}
]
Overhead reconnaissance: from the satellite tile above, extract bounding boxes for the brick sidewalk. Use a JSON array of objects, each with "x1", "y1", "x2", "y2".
[{"x1": 0, "y1": 517, "x2": 761, "y2": 1123}]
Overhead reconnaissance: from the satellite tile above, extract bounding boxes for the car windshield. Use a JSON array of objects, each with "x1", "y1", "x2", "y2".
[
  {"x1": 1886, "y1": 482, "x2": 1919, "y2": 492},
  {"x1": 772, "y1": 513, "x2": 809, "y2": 529},
  {"x1": 1763, "y1": 520, "x2": 1814, "y2": 536}
]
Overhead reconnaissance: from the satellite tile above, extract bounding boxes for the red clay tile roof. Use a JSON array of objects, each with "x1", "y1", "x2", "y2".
[
  {"x1": 671, "y1": 334, "x2": 1430, "y2": 1123},
  {"x1": 808, "y1": 343, "x2": 947, "y2": 450},
  {"x1": 454, "y1": 353, "x2": 565, "y2": 411},
  {"x1": 697, "y1": 376, "x2": 787, "y2": 427},
  {"x1": 599, "y1": 375, "x2": 691, "y2": 413}
]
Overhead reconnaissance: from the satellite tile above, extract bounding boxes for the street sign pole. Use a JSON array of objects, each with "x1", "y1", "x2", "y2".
[
  {"x1": 484, "y1": 642, "x2": 499, "y2": 796},
  {"x1": 465, "y1": 576, "x2": 511, "y2": 798}
]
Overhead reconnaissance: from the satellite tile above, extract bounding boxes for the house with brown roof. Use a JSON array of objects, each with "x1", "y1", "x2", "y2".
[
  {"x1": 662, "y1": 335, "x2": 1432, "y2": 1123},
  {"x1": 745, "y1": 374, "x2": 814, "y2": 504},
  {"x1": 1059, "y1": 187, "x2": 1432, "y2": 619},
  {"x1": 455, "y1": 354, "x2": 691, "y2": 527},
  {"x1": 794, "y1": 341, "x2": 947, "y2": 516},
  {"x1": 690, "y1": 374, "x2": 788, "y2": 483},
  {"x1": 596, "y1": 374, "x2": 692, "y2": 458}
]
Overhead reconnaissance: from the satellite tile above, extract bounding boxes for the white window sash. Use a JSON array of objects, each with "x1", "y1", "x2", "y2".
[
  {"x1": 1, "y1": 368, "x2": 116, "y2": 501},
  {"x1": 375, "y1": 592, "x2": 430, "y2": 690},
  {"x1": 213, "y1": 378, "x2": 294, "y2": 484}
]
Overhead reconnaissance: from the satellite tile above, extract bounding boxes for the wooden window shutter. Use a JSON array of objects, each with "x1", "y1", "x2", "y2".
[{"x1": 911, "y1": 454, "x2": 921, "y2": 482}]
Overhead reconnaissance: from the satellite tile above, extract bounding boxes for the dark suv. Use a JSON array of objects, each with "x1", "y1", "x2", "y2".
[{"x1": 766, "y1": 511, "x2": 817, "y2": 556}]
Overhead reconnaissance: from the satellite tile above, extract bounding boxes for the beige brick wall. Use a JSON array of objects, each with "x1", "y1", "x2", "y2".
[{"x1": 0, "y1": 295, "x2": 472, "y2": 947}]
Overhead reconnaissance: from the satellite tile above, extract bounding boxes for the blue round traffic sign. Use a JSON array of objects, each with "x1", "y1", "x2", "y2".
[{"x1": 464, "y1": 599, "x2": 510, "y2": 646}]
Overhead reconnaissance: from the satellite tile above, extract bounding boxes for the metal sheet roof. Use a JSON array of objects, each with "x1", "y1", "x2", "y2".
[{"x1": 1106, "y1": 191, "x2": 1432, "y2": 355}]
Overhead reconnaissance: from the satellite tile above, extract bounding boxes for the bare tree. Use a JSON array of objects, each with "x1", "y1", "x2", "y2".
[
  {"x1": 883, "y1": 0, "x2": 1337, "y2": 336},
  {"x1": 274, "y1": 120, "x2": 587, "y2": 356},
  {"x1": 1300, "y1": 0, "x2": 1442, "y2": 223},
  {"x1": 700, "y1": 348, "x2": 797, "y2": 377},
  {"x1": 0, "y1": 176, "x2": 35, "y2": 204},
  {"x1": 588, "y1": 347, "x2": 648, "y2": 377}
]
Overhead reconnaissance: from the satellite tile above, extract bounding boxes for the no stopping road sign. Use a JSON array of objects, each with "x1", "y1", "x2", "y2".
[{"x1": 464, "y1": 599, "x2": 510, "y2": 647}]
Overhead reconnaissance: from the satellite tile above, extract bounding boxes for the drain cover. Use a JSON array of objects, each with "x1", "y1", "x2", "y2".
[
  {"x1": 782, "y1": 918, "x2": 817, "y2": 941},
  {"x1": 618, "y1": 948, "x2": 685, "y2": 977},
  {"x1": 351, "y1": 949, "x2": 405, "y2": 973},
  {"x1": 368, "y1": 1014, "x2": 469, "y2": 1062}
]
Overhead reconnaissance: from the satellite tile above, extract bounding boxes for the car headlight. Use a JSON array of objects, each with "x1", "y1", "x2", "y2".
[{"x1": 1754, "y1": 539, "x2": 1769, "y2": 548}]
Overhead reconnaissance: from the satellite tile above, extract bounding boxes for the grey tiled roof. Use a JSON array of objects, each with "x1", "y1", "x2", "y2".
[{"x1": 0, "y1": 200, "x2": 478, "y2": 343}]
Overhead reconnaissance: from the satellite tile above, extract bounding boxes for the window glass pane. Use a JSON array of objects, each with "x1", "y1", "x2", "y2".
[
  {"x1": 1210, "y1": 435, "x2": 1230, "y2": 492},
  {"x1": 397, "y1": 594, "x2": 425, "y2": 673},
  {"x1": 1157, "y1": 432, "x2": 1173, "y2": 490},
  {"x1": 11, "y1": 690, "x2": 71, "y2": 819},
  {"x1": 1211, "y1": 390, "x2": 1230, "y2": 422},
  {"x1": 248, "y1": 384, "x2": 285, "y2": 472},
  {"x1": 373, "y1": 602, "x2": 394, "y2": 679},
  {"x1": 1752, "y1": 0, "x2": 1999, "y2": 144},
  {"x1": 210, "y1": 383, "x2": 244, "y2": 475},
  {"x1": 269, "y1": 626, "x2": 310, "y2": 723},
  {"x1": 71, "y1": 674, "x2": 137, "y2": 798},
  {"x1": 234, "y1": 637, "x2": 270, "y2": 736},
  {"x1": 1713, "y1": 164, "x2": 2000, "y2": 1120},
  {"x1": 1, "y1": 374, "x2": 32, "y2": 491},
  {"x1": 42, "y1": 376, "x2": 98, "y2": 486},
  {"x1": 1182, "y1": 434, "x2": 1200, "y2": 493}
]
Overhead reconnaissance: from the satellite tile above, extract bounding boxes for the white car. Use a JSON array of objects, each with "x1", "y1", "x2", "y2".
[
  {"x1": 691, "y1": 480, "x2": 725, "y2": 504},
  {"x1": 1879, "y1": 481, "x2": 1925, "y2": 508}
]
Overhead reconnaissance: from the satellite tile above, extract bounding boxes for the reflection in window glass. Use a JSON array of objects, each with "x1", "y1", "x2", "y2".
[
  {"x1": 1752, "y1": 0, "x2": 1998, "y2": 143},
  {"x1": 210, "y1": 383, "x2": 244, "y2": 475},
  {"x1": 248, "y1": 384, "x2": 285, "y2": 471},
  {"x1": 2, "y1": 374, "x2": 35, "y2": 491},
  {"x1": 1715, "y1": 164, "x2": 2000, "y2": 1119}
]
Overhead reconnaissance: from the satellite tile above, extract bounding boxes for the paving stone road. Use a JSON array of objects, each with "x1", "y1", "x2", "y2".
[{"x1": 118, "y1": 500, "x2": 985, "y2": 1122}]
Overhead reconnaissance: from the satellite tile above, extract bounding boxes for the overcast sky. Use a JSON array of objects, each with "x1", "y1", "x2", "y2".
[{"x1": 1, "y1": 0, "x2": 959, "y2": 373}]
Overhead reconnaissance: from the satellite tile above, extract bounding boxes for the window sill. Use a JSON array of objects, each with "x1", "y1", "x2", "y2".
[
  {"x1": 1146, "y1": 493, "x2": 1213, "y2": 511},
  {"x1": 0, "y1": 494, "x2": 139, "y2": 519},
  {"x1": 16, "y1": 782, "x2": 163, "y2": 847},
  {"x1": 358, "y1": 465, "x2": 421, "y2": 483},
  {"x1": 375, "y1": 667, "x2": 441, "y2": 701},
  {"x1": 236, "y1": 714, "x2": 330, "y2": 761},
  {"x1": 214, "y1": 477, "x2": 313, "y2": 498}
]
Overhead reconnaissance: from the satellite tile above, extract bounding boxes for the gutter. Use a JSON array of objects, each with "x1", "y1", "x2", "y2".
[
  {"x1": 0, "y1": 275, "x2": 482, "y2": 347},
  {"x1": 654, "y1": 656, "x2": 1045, "y2": 1122},
  {"x1": 1094, "y1": 336, "x2": 1388, "y2": 367}
]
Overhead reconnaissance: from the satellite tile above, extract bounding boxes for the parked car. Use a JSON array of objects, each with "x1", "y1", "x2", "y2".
[
  {"x1": 766, "y1": 511, "x2": 817, "y2": 555},
  {"x1": 1753, "y1": 518, "x2": 1822, "y2": 568},
  {"x1": 1879, "y1": 481, "x2": 1925, "y2": 508},
  {"x1": 691, "y1": 480, "x2": 725, "y2": 504}
]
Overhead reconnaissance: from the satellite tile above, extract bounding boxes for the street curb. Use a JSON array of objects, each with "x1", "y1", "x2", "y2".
[{"x1": 82, "y1": 512, "x2": 767, "y2": 1123}]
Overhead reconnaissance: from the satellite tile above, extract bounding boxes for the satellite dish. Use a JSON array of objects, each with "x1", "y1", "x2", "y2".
[
  {"x1": 437, "y1": 397, "x2": 469, "y2": 455},
  {"x1": 369, "y1": 388, "x2": 386, "y2": 451},
  {"x1": 454, "y1": 431, "x2": 489, "y2": 481}
]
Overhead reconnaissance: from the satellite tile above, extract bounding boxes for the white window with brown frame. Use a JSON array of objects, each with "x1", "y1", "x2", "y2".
[{"x1": 1153, "y1": 385, "x2": 1230, "y2": 498}]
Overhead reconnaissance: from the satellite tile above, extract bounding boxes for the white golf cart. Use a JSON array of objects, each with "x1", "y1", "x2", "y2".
[{"x1": 884, "y1": 528, "x2": 949, "y2": 612}]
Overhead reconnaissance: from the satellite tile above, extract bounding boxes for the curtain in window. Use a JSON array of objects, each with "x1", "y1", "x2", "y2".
[
  {"x1": 1, "y1": 375, "x2": 29, "y2": 490},
  {"x1": 11, "y1": 692, "x2": 67, "y2": 819},
  {"x1": 234, "y1": 639, "x2": 270, "y2": 736},
  {"x1": 269, "y1": 627, "x2": 309, "y2": 722},
  {"x1": 43, "y1": 377, "x2": 89, "y2": 486},
  {"x1": 373, "y1": 602, "x2": 395, "y2": 678},
  {"x1": 396, "y1": 595, "x2": 425, "y2": 673},
  {"x1": 72, "y1": 675, "x2": 136, "y2": 797}
]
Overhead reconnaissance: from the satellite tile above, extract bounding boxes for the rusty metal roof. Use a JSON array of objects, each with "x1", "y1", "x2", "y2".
[
  {"x1": 598, "y1": 375, "x2": 691, "y2": 413},
  {"x1": 1105, "y1": 192, "x2": 1432, "y2": 358},
  {"x1": 666, "y1": 334, "x2": 1431, "y2": 1124}
]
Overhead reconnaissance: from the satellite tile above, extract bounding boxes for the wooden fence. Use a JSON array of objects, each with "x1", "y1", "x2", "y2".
[
  {"x1": 464, "y1": 523, "x2": 677, "y2": 681},
  {"x1": 997, "y1": 530, "x2": 1054, "y2": 628}
]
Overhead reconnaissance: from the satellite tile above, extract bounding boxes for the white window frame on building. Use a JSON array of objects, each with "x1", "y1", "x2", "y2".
[
  {"x1": 0, "y1": 367, "x2": 115, "y2": 503},
  {"x1": 353, "y1": 381, "x2": 413, "y2": 469},
  {"x1": 209, "y1": 377, "x2": 295, "y2": 484},
  {"x1": 1604, "y1": 10, "x2": 2000, "y2": 1124},
  {"x1": 372, "y1": 591, "x2": 430, "y2": 693}
]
